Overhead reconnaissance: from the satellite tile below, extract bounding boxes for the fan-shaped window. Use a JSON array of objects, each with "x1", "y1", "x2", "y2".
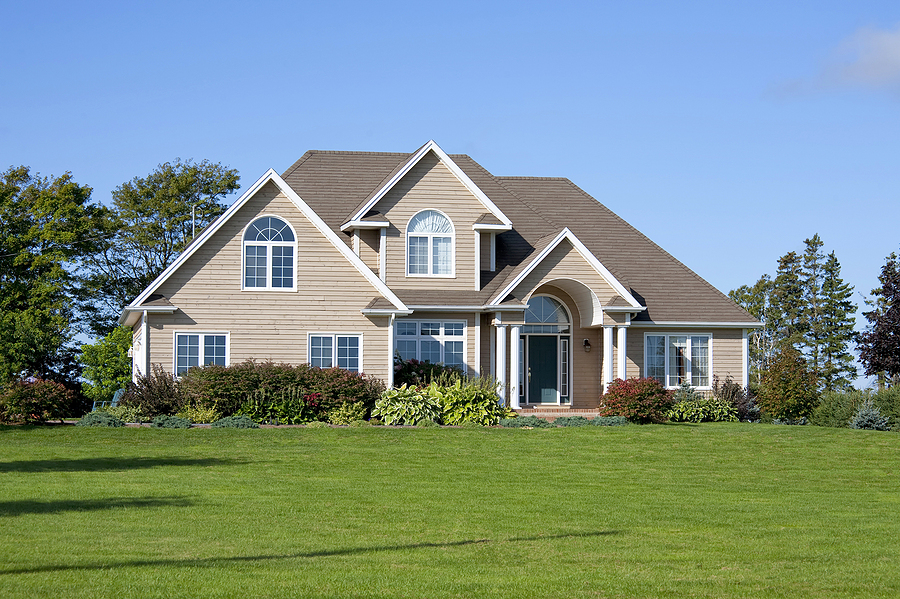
[
  {"x1": 522, "y1": 296, "x2": 570, "y2": 334},
  {"x1": 407, "y1": 210, "x2": 454, "y2": 276},
  {"x1": 243, "y1": 216, "x2": 296, "y2": 290}
]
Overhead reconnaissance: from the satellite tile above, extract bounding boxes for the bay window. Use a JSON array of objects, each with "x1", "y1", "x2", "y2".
[
  {"x1": 395, "y1": 320, "x2": 466, "y2": 371},
  {"x1": 645, "y1": 333, "x2": 710, "y2": 388}
]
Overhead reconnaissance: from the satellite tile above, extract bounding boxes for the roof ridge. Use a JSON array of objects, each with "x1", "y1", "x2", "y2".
[
  {"x1": 461, "y1": 162, "x2": 566, "y2": 231},
  {"x1": 341, "y1": 152, "x2": 415, "y2": 225}
]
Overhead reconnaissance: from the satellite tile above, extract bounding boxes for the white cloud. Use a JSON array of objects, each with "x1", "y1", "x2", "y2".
[{"x1": 826, "y1": 24, "x2": 900, "y2": 91}]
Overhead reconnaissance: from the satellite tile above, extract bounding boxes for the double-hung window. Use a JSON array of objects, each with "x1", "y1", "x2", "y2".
[
  {"x1": 406, "y1": 210, "x2": 454, "y2": 276},
  {"x1": 175, "y1": 332, "x2": 229, "y2": 376},
  {"x1": 243, "y1": 216, "x2": 296, "y2": 290},
  {"x1": 645, "y1": 333, "x2": 710, "y2": 388},
  {"x1": 395, "y1": 320, "x2": 466, "y2": 371},
  {"x1": 309, "y1": 334, "x2": 362, "y2": 372}
]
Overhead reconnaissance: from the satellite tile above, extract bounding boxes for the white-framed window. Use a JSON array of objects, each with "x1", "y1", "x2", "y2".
[
  {"x1": 406, "y1": 209, "x2": 454, "y2": 277},
  {"x1": 395, "y1": 320, "x2": 466, "y2": 371},
  {"x1": 645, "y1": 333, "x2": 711, "y2": 388},
  {"x1": 174, "y1": 332, "x2": 229, "y2": 376},
  {"x1": 242, "y1": 215, "x2": 297, "y2": 291},
  {"x1": 308, "y1": 334, "x2": 362, "y2": 372}
]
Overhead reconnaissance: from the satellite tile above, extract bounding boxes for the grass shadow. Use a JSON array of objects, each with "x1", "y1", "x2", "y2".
[
  {"x1": 0, "y1": 456, "x2": 242, "y2": 473},
  {"x1": 0, "y1": 530, "x2": 623, "y2": 575},
  {"x1": 0, "y1": 496, "x2": 195, "y2": 517}
]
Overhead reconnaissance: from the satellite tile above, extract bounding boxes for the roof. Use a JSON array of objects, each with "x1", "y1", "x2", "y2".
[{"x1": 278, "y1": 146, "x2": 756, "y2": 325}]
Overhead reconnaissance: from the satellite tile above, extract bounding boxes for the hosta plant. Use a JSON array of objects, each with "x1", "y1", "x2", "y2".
[{"x1": 372, "y1": 385, "x2": 441, "y2": 425}]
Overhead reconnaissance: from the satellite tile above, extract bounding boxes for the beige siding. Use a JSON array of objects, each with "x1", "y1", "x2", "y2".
[
  {"x1": 378, "y1": 152, "x2": 484, "y2": 290},
  {"x1": 625, "y1": 328, "x2": 746, "y2": 386},
  {"x1": 146, "y1": 181, "x2": 391, "y2": 381},
  {"x1": 358, "y1": 228, "x2": 380, "y2": 274},
  {"x1": 394, "y1": 311, "x2": 478, "y2": 375}
]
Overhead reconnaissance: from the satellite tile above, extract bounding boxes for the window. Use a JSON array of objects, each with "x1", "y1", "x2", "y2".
[
  {"x1": 243, "y1": 216, "x2": 296, "y2": 290},
  {"x1": 309, "y1": 334, "x2": 361, "y2": 372},
  {"x1": 394, "y1": 320, "x2": 466, "y2": 370},
  {"x1": 175, "y1": 333, "x2": 228, "y2": 375},
  {"x1": 406, "y1": 210, "x2": 454, "y2": 276},
  {"x1": 645, "y1": 334, "x2": 711, "y2": 388}
]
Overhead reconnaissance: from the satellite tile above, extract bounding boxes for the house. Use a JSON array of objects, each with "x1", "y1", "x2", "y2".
[{"x1": 119, "y1": 140, "x2": 759, "y2": 409}]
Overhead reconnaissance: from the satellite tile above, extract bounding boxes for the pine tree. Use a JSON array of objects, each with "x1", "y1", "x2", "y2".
[
  {"x1": 819, "y1": 251, "x2": 857, "y2": 391},
  {"x1": 801, "y1": 234, "x2": 825, "y2": 373},
  {"x1": 729, "y1": 275, "x2": 775, "y2": 387},
  {"x1": 771, "y1": 251, "x2": 806, "y2": 350},
  {"x1": 858, "y1": 253, "x2": 900, "y2": 387}
]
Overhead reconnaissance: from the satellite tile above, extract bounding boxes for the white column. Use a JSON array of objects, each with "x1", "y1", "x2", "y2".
[
  {"x1": 496, "y1": 324, "x2": 508, "y2": 403},
  {"x1": 473, "y1": 312, "x2": 481, "y2": 378},
  {"x1": 379, "y1": 227, "x2": 386, "y2": 281},
  {"x1": 510, "y1": 325, "x2": 521, "y2": 409},
  {"x1": 352, "y1": 229, "x2": 360, "y2": 256},
  {"x1": 602, "y1": 325, "x2": 614, "y2": 392},
  {"x1": 490, "y1": 232, "x2": 496, "y2": 271},
  {"x1": 742, "y1": 329, "x2": 749, "y2": 388},
  {"x1": 616, "y1": 326, "x2": 628, "y2": 380},
  {"x1": 474, "y1": 231, "x2": 481, "y2": 290},
  {"x1": 387, "y1": 314, "x2": 395, "y2": 388}
]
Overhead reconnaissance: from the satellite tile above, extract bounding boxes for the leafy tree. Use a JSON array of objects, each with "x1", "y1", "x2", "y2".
[
  {"x1": 81, "y1": 159, "x2": 240, "y2": 335},
  {"x1": 819, "y1": 251, "x2": 857, "y2": 391},
  {"x1": 729, "y1": 275, "x2": 775, "y2": 387},
  {"x1": 0, "y1": 166, "x2": 104, "y2": 388},
  {"x1": 757, "y1": 346, "x2": 820, "y2": 419},
  {"x1": 858, "y1": 253, "x2": 900, "y2": 384},
  {"x1": 79, "y1": 325, "x2": 133, "y2": 405}
]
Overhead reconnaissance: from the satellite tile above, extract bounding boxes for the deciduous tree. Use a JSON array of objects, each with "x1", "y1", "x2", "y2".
[{"x1": 858, "y1": 253, "x2": 900, "y2": 384}]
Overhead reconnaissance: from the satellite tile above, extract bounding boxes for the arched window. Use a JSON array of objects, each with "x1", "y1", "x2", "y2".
[
  {"x1": 243, "y1": 216, "x2": 296, "y2": 290},
  {"x1": 522, "y1": 296, "x2": 570, "y2": 334},
  {"x1": 407, "y1": 210, "x2": 454, "y2": 276}
]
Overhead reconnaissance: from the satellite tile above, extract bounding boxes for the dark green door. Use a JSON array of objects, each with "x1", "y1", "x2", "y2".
[{"x1": 528, "y1": 336, "x2": 558, "y2": 404}]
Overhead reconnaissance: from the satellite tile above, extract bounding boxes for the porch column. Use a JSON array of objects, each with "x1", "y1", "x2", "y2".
[
  {"x1": 509, "y1": 325, "x2": 521, "y2": 409},
  {"x1": 602, "y1": 325, "x2": 614, "y2": 392},
  {"x1": 742, "y1": 329, "x2": 749, "y2": 388},
  {"x1": 616, "y1": 326, "x2": 628, "y2": 380},
  {"x1": 496, "y1": 324, "x2": 508, "y2": 402}
]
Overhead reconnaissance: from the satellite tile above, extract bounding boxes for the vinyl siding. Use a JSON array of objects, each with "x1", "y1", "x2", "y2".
[
  {"x1": 626, "y1": 328, "x2": 746, "y2": 386},
  {"x1": 146, "y1": 181, "x2": 391, "y2": 381},
  {"x1": 358, "y1": 228, "x2": 380, "y2": 274}
]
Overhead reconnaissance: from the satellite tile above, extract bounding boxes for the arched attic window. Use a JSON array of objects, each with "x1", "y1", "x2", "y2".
[
  {"x1": 243, "y1": 216, "x2": 297, "y2": 290},
  {"x1": 406, "y1": 209, "x2": 454, "y2": 276}
]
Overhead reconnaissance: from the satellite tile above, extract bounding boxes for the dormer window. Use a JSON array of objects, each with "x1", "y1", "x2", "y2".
[
  {"x1": 243, "y1": 216, "x2": 297, "y2": 290},
  {"x1": 407, "y1": 209, "x2": 454, "y2": 277}
]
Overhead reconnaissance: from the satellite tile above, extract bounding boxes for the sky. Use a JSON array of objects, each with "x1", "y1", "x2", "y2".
[{"x1": 3, "y1": 1, "x2": 900, "y2": 373}]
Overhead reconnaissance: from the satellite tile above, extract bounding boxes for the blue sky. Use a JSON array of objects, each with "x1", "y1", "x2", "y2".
[{"x1": 3, "y1": 2, "x2": 899, "y2": 349}]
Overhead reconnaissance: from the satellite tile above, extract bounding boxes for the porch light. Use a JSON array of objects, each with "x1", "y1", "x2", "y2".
[{"x1": 583, "y1": 339, "x2": 591, "y2": 352}]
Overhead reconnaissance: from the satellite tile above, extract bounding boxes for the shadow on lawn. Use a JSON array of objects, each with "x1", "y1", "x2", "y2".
[
  {"x1": 0, "y1": 530, "x2": 623, "y2": 576},
  {"x1": 0, "y1": 496, "x2": 195, "y2": 517},
  {"x1": 0, "y1": 456, "x2": 241, "y2": 473}
]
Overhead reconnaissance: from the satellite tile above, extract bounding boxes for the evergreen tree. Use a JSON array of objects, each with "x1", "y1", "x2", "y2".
[
  {"x1": 729, "y1": 275, "x2": 774, "y2": 387},
  {"x1": 801, "y1": 234, "x2": 825, "y2": 373},
  {"x1": 771, "y1": 251, "x2": 806, "y2": 349},
  {"x1": 819, "y1": 251, "x2": 857, "y2": 391},
  {"x1": 858, "y1": 253, "x2": 900, "y2": 386}
]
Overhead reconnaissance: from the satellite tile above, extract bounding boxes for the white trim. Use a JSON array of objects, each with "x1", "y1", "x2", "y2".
[
  {"x1": 379, "y1": 227, "x2": 386, "y2": 281},
  {"x1": 496, "y1": 324, "x2": 507, "y2": 402},
  {"x1": 616, "y1": 326, "x2": 627, "y2": 380},
  {"x1": 742, "y1": 329, "x2": 749, "y2": 388},
  {"x1": 490, "y1": 232, "x2": 496, "y2": 272},
  {"x1": 643, "y1": 332, "x2": 714, "y2": 390},
  {"x1": 340, "y1": 220, "x2": 390, "y2": 232},
  {"x1": 405, "y1": 209, "x2": 456, "y2": 278},
  {"x1": 123, "y1": 169, "x2": 408, "y2": 315},
  {"x1": 240, "y1": 214, "x2": 299, "y2": 292},
  {"x1": 139, "y1": 311, "x2": 150, "y2": 380},
  {"x1": 393, "y1": 319, "x2": 468, "y2": 373},
  {"x1": 637, "y1": 321, "x2": 762, "y2": 328},
  {"x1": 387, "y1": 314, "x2": 395, "y2": 388},
  {"x1": 602, "y1": 326, "x2": 614, "y2": 392},
  {"x1": 307, "y1": 332, "x2": 364, "y2": 373},
  {"x1": 360, "y1": 308, "x2": 414, "y2": 316},
  {"x1": 352, "y1": 229, "x2": 360, "y2": 256},
  {"x1": 346, "y1": 140, "x2": 512, "y2": 228},
  {"x1": 489, "y1": 228, "x2": 642, "y2": 309},
  {"x1": 510, "y1": 325, "x2": 521, "y2": 409},
  {"x1": 119, "y1": 304, "x2": 177, "y2": 326},
  {"x1": 489, "y1": 318, "x2": 496, "y2": 378},
  {"x1": 172, "y1": 331, "x2": 231, "y2": 376},
  {"x1": 473, "y1": 312, "x2": 481, "y2": 378},
  {"x1": 474, "y1": 231, "x2": 480, "y2": 291},
  {"x1": 472, "y1": 223, "x2": 512, "y2": 231}
]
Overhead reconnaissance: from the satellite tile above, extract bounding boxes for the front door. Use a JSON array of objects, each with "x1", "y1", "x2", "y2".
[{"x1": 528, "y1": 336, "x2": 558, "y2": 404}]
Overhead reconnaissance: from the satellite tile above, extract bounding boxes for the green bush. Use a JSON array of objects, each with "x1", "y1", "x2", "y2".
[
  {"x1": 104, "y1": 404, "x2": 146, "y2": 423},
  {"x1": 372, "y1": 385, "x2": 442, "y2": 425},
  {"x1": 713, "y1": 374, "x2": 758, "y2": 422},
  {"x1": 238, "y1": 387, "x2": 321, "y2": 425},
  {"x1": 0, "y1": 378, "x2": 79, "y2": 424},
  {"x1": 176, "y1": 403, "x2": 221, "y2": 424},
  {"x1": 393, "y1": 356, "x2": 465, "y2": 388},
  {"x1": 590, "y1": 416, "x2": 630, "y2": 426},
  {"x1": 348, "y1": 419, "x2": 369, "y2": 427},
  {"x1": 599, "y1": 377, "x2": 674, "y2": 424},
  {"x1": 772, "y1": 416, "x2": 809, "y2": 425},
  {"x1": 79, "y1": 325, "x2": 132, "y2": 409},
  {"x1": 667, "y1": 383, "x2": 738, "y2": 423},
  {"x1": 552, "y1": 416, "x2": 591, "y2": 427},
  {"x1": 500, "y1": 415, "x2": 553, "y2": 428},
  {"x1": 150, "y1": 414, "x2": 192, "y2": 429},
  {"x1": 415, "y1": 418, "x2": 441, "y2": 428},
  {"x1": 757, "y1": 347, "x2": 820, "y2": 419},
  {"x1": 811, "y1": 390, "x2": 867, "y2": 428},
  {"x1": 120, "y1": 364, "x2": 185, "y2": 417},
  {"x1": 849, "y1": 399, "x2": 891, "y2": 431},
  {"x1": 427, "y1": 377, "x2": 508, "y2": 426},
  {"x1": 76, "y1": 412, "x2": 125, "y2": 427},
  {"x1": 327, "y1": 401, "x2": 368, "y2": 425},
  {"x1": 305, "y1": 421, "x2": 331, "y2": 429},
  {"x1": 211, "y1": 415, "x2": 259, "y2": 429}
]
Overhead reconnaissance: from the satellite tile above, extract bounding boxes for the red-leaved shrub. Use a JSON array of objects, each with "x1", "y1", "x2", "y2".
[
  {"x1": 0, "y1": 378, "x2": 78, "y2": 424},
  {"x1": 599, "y1": 377, "x2": 674, "y2": 424}
]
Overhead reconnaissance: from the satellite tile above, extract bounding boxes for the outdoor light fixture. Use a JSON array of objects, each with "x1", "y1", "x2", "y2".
[{"x1": 583, "y1": 339, "x2": 591, "y2": 352}]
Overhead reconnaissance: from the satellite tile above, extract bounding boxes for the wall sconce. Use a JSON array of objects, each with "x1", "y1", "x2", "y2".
[{"x1": 583, "y1": 339, "x2": 591, "y2": 352}]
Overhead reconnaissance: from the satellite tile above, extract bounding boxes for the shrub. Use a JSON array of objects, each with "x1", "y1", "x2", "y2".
[
  {"x1": 393, "y1": 356, "x2": 465, "y2": 388},
  {"x1": 373, "y1": 385, "x2": 442, "y2": 425},
  {"x1": 415, "y1": 418, "x2": 441, "y2": 428},
  {"x1": 120, "y1": 364, "x2": 185, "y2": 417},
  {"x1": 327, "y1": 401, "x2": 368, "y2": 425},
  {"x1": 849, "y1": 399, "x2": 892, "y2": 431},
  {"x1": 176, "y1": 403, "x2": 221, "y2": 424},
  {"x1": 427, "y1": 377, "x2": 507, "y2": 426},
  {"x1": 459, "y1": 420, "x2": 483, "y2": 428},
  {"x1": 713, "y1": 375, "x2": 758, "y2": 422},
  {"x1": 79, "y1": 325, "x2": 132, "y2": 409},
  {"x1": 305, "y1": 421, "x2": 331, "y2": 429},
  {"x1": 500, "y1": 415, "x2": 553, "y2": 428},
  {"x1": 0, "y1": 378, "x2": 78, "y2": 424},
  {"x1": 599, "y1": 377, "x2": 674, "y2": 424},
  {"x1": 104, "y1": 405, "x2": 146, "y2": 423},
  {"x1": 811, "y1": 390, "x2": 867, "y2": 428},
  {"x1": 590, "y1": 416, "x2": 630, "y2": 426},
  {"x1": 552, "y1": 416, "x2": 591, "y2": 427},
  {"x1": 667, "y1": 383, "x2": 737, "y2": 423},
  {"x1": 348, "y1": 419, "x2": 369, "y2": 427},
  {"x1": 757, "y1": 347, "x2": 820, "y2": 419},
  {"x1": 772, "y1": 416, "x2": 809, "y2": 425},
  {"x1": 211, "y1": 415, "x2": 259, "y2": 429},
  {"x1": 76, "y1": 412, "x2": 125, "y2": 427},
  {"x1": 150, "y1": 415, "x2": 192, "y2": 429},
  {"x1": 238, "y1": 387, "x2": 320, "y2": 425}
]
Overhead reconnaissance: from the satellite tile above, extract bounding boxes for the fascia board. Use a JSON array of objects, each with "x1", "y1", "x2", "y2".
[
  {"x1": 603, "y1": 306, "x2": 648, "y2": 312},
  {"x1": 488, "y1": 228, "x2": 642, "y2": 309},
  {"x1": 361, "y1": 309, "x2": 414, "y2": 316},
  {"x1": 127, "y1": 169, "x2": 408, "y2": 313},
  {"x1": 117, "y1": 305, "x2": 178, "y2": 326},
  {"x1": 348, "y1": 140, "x2": 512, "y2": 227},
  {"x1": 472, "y1": 223, "x2": 512, "y2": 232},
  {"x1": 340, "y1": 220, "x2": 390, "y2": 231},
  {"x1": 637, "y1": 321, "x2": 763, "y2": 329}
]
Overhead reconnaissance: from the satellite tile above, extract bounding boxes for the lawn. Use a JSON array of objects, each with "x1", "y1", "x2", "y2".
[{"x1": 1, "y1": 423, "x2": 898, "y2": 598}]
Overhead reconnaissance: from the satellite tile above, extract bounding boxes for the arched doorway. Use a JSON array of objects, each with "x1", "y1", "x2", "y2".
[{"x1": 519, "y1": 295, "x2": 571, "y2": 405}]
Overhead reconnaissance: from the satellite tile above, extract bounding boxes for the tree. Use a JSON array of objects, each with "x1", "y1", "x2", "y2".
[
  {"x1": 81, "y1": 159, "x2": 240, "y2": 335},
  {"x1": 79, "y1": 325, "x2": 133, "y2": 405},
  {"x1": 729, "y1": 275, "x2": 775, "y2": 387},
  {"x1": 770, "y1": 251, "x2": 806, "y2": 349},
  {"x1": 819, "y1": 251, "x2": 857, "y2": 391},
  {"x1": 0, "y1": 166, "x2": 105, "y2": 388},
  {"x1": 757, "y1": 346, "x2": 820, "y2": 419},
  {"x1": 858, "y1": 253, "x2": 900, "y2": 384},
  {"x1": 801, "y1": 234, "x2": 825, "y2": 373}
]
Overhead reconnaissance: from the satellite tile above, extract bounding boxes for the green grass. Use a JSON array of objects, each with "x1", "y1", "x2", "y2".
[{"x1": 1, "y1": 423, "x2": 899, "y2": 598}]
